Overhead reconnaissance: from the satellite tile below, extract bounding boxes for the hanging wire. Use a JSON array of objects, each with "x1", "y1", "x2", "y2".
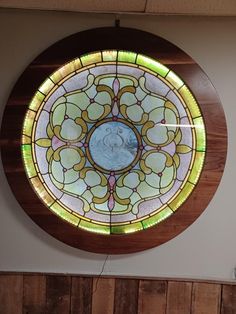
[{"x1": 92, "y1": 254, "x2": 109, "y2": 294}]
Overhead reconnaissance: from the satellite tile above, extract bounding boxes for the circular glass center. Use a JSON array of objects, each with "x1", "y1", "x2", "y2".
[{"x1": 88, "y1": 121, "x2": 138, "y2": 171}]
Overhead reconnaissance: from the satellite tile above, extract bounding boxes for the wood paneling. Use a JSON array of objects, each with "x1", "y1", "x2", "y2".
[
  {"x1": 166, "y1": 281, "x2": 192, "y2": 314},
  {"x1": 0, "y1": 274, "x2": 236, "y2": 313},
  {"x1": 71, "y1": 277, "x2": 93, "y2": 314},
  {"x1": 46, "y1": 275, "x2": 71, "y2": 314},
  {"x1": 0, "y1": 275, "x2": 23, "y2": 314},
  {"x1": 23, "y1": 275, "x2": 46, "y2": 314},
  {"x1": 92, "y1": 278, "x2": 115, "y2": 314},
  {"x1": 138, "y1": 280, "x2": 167, "y2": 314},
  {"x1": 192, "y1": 282, "x2": 221, "y2": 314},
  {"x1": 221, "y1": 285, "x2": 236, "y2": 314},
  {"x1": 114, "y1": 278, "x2": 139, "y2": 314}
]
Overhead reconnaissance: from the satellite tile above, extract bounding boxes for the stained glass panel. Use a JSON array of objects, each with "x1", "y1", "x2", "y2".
[{"x1": 22, "y1": 50, "x2": 206, "y2": 235}]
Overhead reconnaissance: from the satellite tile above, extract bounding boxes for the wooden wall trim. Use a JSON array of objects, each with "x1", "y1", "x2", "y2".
[
  {"x1": 1, "y1": 271, "x2": 236, "y2": 286},
  {"x1": 0, "y1": 273, "x2": 236, "y2": 313}
]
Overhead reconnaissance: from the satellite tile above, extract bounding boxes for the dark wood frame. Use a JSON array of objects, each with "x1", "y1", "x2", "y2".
[{"x1": 0, "y1": 27, "x2": 227, "y2": 254}]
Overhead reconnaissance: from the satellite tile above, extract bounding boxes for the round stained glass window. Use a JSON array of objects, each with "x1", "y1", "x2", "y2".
[
  {"x1": 1, "y1": 27, "x2": 226, "y2": 253},
  {"x1": 22, "y1": 50, "x2": 206, "y2": 235}
]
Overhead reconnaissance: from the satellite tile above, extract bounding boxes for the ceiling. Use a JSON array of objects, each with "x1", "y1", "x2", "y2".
[{"x1": 0, "y1": 0, "x2": 236, "y2": 16}]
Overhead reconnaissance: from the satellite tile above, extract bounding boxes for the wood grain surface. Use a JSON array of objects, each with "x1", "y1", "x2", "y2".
[
  {"x1": 138, "y1": 280, "x2": 167, "y2": 314},
  {"x1": 23, "y1": 275, "x2": 46, "y2": 314},
  {"x1": 1, "y1": 274, "x2": 235, "y2": 314},
  {"x1": 166, "y1": 281, "x2": 192, "y2": 314},
  {"x1": 0, "y1": 27, "x2": 227, "y2": 254},
  {"x1": 192, "y1": 282, "x2": 221, "y2": 314}
]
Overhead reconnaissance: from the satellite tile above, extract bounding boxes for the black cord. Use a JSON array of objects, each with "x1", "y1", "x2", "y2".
[{"x1": 92, "y1": 254, "x2": 109, "y2": 294}]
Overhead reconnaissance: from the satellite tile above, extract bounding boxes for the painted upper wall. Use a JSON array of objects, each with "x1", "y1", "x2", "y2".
[{"x1": 0, "y1": 8, "x2": 235, "y2": 281}]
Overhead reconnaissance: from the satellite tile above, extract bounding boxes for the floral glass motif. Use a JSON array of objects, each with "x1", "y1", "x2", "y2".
[{"x1": 22, "y1": 50, "x2": 206, "y2": 234}]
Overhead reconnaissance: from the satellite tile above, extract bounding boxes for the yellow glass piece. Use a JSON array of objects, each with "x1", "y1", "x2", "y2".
[
  {"x1": 136, "y1": 54, "x2": 169, "y2": 77},
  {"x1": 102, "y1": 50, "x2": 117, "y2": 62},
  {"x1": 169, "y1": 182, "x2": 195, "y2": 211},
  {"x1": 166, "y1": 71, "x2": 184, "y2": 89},
  {"x1": 35, "y1": 138, "x2": 52, "y2": 148},
  {"x1": 50, "y1": 202, "x2": 80, "y2": 226},
  {"x1": 22, "y1": 144, "x2": 37, "y2": 178},
  {"x1": 30, "y1": 177, "x2": 54, "y2": 206},
  {"x1": 111, "y1": 221, "x2": 143, "y2": 234},
  {"x1": 22, "y1": 135, "x2": 31, "y2": 144},
  {"x1": 176, "y1": 144, "x2": 192, "y2": 154},
  {"x1": 188, "y1": 152, "x2": 205, "y2": 184},
  {"x1": 194, "y1": 117, "x2": 206, "y2": 152},
  {"x1": 81, "y1": 52, "x2": 102, "y2": 67},
  {"x1": 142, "y1": 207, "x2": 173, "y2": 229},
  {"x1": 118, "y1": 51, "x2": 137, "y2": 64},
  {"x1": 23, "y1": 110, "x2": 35, "y2": 137},
  {"x1": 29, "y1": 91, "x2": 45, "y2": 111},
  {"x1": 38, "y1": 78, "x2": 55, "y2": 95},
  {"x1": 79, "y1": 220, "x2": 110, "y2": 234},
  {"x1": 179, "y1": 85, "x2": 201, "y2": 118}
]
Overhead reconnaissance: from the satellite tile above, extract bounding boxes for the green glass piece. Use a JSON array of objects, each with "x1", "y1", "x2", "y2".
[
  {"x1": 179, "y1": 85, "x2": 201, "y2": 118},
  {"x1": 79, "y1": 220, "x2": 110, "y2": 234},
  {"x1": 142, "y1": 207, "x2": 173, "y2": 229},
  {"x1": 111, "y1": 222, "x2": 143, "y2": 234},
  {"x1": 194, "y1": 117, "x2": 206, "y2": 152},
  {"x1": 23, "y1": 110, "x2": 35, "y2": 137},
  {"x1": 80, "y1": 52, "x2": 102, "y2": 67},
  {"x1": 188, "y1": 152, "x2": 205, "y2": 184},
  {"x1": 165, "y1": 71, "x2": 184, "y2": 89},
  {"x1": 136, "y1": 54, "x2": 169, "y2": 77},
  {"x1": 50, "y1": 202, "x2": 80, "y2": 226},
  {"x1": 29, "y1": 91, "x2": 45, "y2": 111},
  {"x1": 38, "y1": 78, "x2": 55, "y2": 95},
  {"x1": 50, "y1": 60, "x2": 80, "y2": 84},
  {"x1": 30, "y1": 177, "x2": 54, "y2": 206},
  {"x1": 169, "y1": 182, "x2": 195, "y2": 211},
  {"x1": 102, "y1": 50, "x2": 117, "y2": 62},
  {"x1": 22, "y1": 144, "x2": 36, "y2": 178},
  {"x1": 118, "y1": 51, "x2": 137, "y2": 64}
]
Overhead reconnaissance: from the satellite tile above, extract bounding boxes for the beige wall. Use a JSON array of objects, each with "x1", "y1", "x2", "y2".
[{"x1": 0, "y1": 8, "x2": 235, "y2": 281}]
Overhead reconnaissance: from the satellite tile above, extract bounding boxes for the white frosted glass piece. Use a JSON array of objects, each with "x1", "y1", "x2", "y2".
[
  {"x1": 44, "y1": 86, "x2": 66, "y2": 111},
  {"x1": 60, "y1": 194, "x2": 84, "y2": 215},
  {"x1": 35, "y1": 146, "x2": 49, "y2": 175},
  {"x1": 62, "y1": 70, "x2": 89, "y2": 92},
  {"x1": 138, "y1": 197, "x2": 163, "y2": 218},
  {"x1": 42, "y1": 174, "x2": 63, "y2": 199},
  {"x1": 144, "y1": 72, "x2": 170, "y2": 96},
  {"x1": 166, "y1": 89, "x2": 187, "y2": 118},
  {"x1": 35, "y1": 110, "x2": 49, "y2": 140}
]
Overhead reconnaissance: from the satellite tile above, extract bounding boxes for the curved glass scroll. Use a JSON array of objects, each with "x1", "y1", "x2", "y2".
[{"x1": 22, "y1": 50, "x2": 206, "y2": 234}]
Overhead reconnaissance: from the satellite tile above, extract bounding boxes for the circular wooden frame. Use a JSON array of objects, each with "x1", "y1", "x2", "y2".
[{"x1": 0, "y1": 27, "x2": 227, "y2": 254}]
